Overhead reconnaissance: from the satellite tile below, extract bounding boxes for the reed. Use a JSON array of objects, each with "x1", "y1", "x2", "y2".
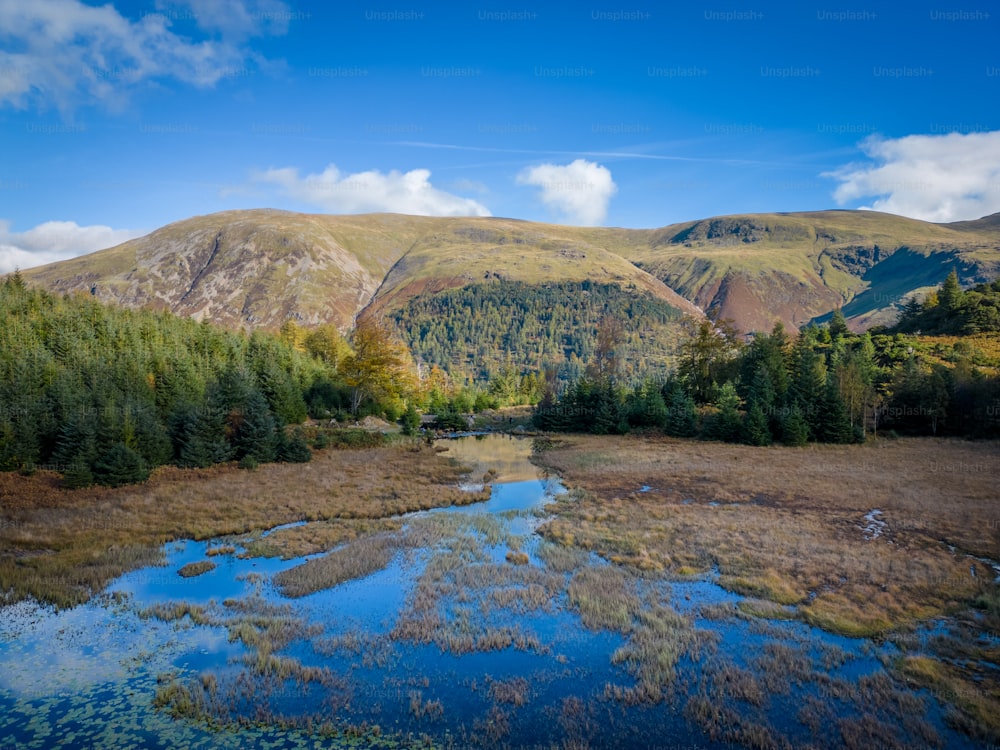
[{"x1": 274, "y1": 533, "x2": 400, "y2": 597}]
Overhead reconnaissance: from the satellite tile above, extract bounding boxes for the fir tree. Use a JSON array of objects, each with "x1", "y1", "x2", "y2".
[
  {"x1": 742, "y1": 403, "x2": 772, "y2": 446},
  {"x1": 664, "y1": 386, "x2": 698, "y2": 437},
  {"x1": 780, "y1": 405, "x2": 810, "y2": 446},
  {"x1": 703, "y1": 382, "x2": 743, "y2": 442},
  {"x1": 816, "y1": 378, "x2": 855, "y2": 444},
  {"x1": 92, "y1": 443, "x2": 150, "y2": 487}
]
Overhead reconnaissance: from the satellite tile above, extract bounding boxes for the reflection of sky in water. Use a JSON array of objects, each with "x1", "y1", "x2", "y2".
[
  {"x1": 0, "y1": 435, "x2": 984, "y2": 749},
  {"x1": 0, "y1": 597, "x2": 237, "y2": 696}
]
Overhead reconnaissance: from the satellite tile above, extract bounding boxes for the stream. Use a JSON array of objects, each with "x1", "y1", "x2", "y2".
[{"x1": 0, "y1": 434, "x2": 982, "y2": 748}]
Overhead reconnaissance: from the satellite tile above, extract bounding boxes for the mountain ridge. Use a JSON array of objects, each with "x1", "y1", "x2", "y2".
[{"x1": 17, "y1": 208, "x2": 1000, "y2": 342}]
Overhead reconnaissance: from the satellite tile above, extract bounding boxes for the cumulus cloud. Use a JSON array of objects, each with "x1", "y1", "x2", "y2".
[
  {"x1": 516, "y1": 159, "x2": 617, "y2": 226},
  {"x1": 0, "y1": 0, "x2": 289, "y2": 113},
  {"x1": 0, "y1": 219, "x2": 141, "y2": 274},
  {"x1": 825, "y1": 131, "x2": 1000, "y2": 222},
  {"x1": 250, "y1": 164, "x2": 492, "y2": 217}
]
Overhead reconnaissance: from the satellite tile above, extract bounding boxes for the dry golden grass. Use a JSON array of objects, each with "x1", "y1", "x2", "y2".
[
  {"x1": 0, "y1": 442, "x2": 486, "y2": 607},
  {"x1": 536, "y1": 435, "x2": 1000, "y2": 636}
]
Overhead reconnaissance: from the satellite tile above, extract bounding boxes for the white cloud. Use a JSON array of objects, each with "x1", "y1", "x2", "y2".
[
  {"x1": 155, "y1": 0, "x2": 293, "y2": 40},
  {"x1": 0, "y1": 0, "x2": 288, "y2": 114},
  {"x1": 825, "y1": 131, "x2": 1000, "y2": 222},
  {"x1": 249, "y1": 164, "x2": 492, "y2": 217},
  {"x1": 516, "y1": 159, "x2": 617, "y2": 226},
  {"x1": 0, "y1": 219, "x2": 141, "y2": 274}
]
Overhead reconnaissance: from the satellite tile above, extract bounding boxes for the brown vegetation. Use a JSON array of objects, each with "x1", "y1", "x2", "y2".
[
  {"x1": 536, "y1": 435, "x2": 999, "y2": 635},
  {"x1": 177, "y1": 561, "x2": 216, "y2": 578},
  {"x1": 534, "y1": 433, "x2": 1000, "y2": 741},
  {"x1": 0, "y1": 442, "x2": 487, "y2": 607}
]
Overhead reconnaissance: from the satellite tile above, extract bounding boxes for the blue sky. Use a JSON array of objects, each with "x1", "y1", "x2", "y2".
[{"x1": 1, "y1": 0, "x2": 998, "y2": 270}]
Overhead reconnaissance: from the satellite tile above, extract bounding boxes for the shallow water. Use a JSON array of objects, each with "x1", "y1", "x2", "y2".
[{"x1": 0, "y1": 434, "x2": 982, "y2": 748}]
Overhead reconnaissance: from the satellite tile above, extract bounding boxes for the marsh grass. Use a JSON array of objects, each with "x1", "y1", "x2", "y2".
[
  {"x1": 177, "y1": 561, "x2": 216, "y2": 578},
  {"x1": 389, "y1": 520, "x2": 556, "y2": 656},
  {"x1": 147, "y1": 592, "x2": 361, "y2": 737},
  {"x1": 274, "y1": 533, "x2": 399, "y2": 597},
  {"x1": 0, "y1": 442, "x2": 487, "y2": 607},
  {"x1": 535, "y1": 435, "x2": 1000, "y2": 734},
  {"x1": 487, "y1": 676, "x2": 531, "y2": 706},
  {"x1": 240, "y1": 518, "x2": 402, "y2": 559}
]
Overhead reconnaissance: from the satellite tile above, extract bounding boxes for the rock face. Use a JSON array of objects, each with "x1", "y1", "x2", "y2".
[{"x1": 18, "y1": 208, "x2": 1000, "y2": 335}]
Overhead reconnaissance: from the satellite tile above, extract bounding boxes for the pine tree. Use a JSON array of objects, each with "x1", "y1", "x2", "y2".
[
  {"x1": 401, "y1": 402, "x2": 421, "y2": 435},
  {"x1": 232, "y1": 389, "x2": 278, "y2": 462},
  {"x1": 276, "y1": 428, "x2": 312, "y2": 463},
  {"x1": 938, "y1": 269, "x2": 963, "y2": 314},
  {"x1": 828, "y1": 308, "x2": 850, "y2": 341},
  {"x1": 170, "y1": 404, "x2": 232, "y2": 468}
]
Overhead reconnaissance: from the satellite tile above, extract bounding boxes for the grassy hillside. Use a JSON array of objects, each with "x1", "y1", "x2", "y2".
[
  {"x1": 17, "y1": 209, "x2": 1000, "y2": 366},
  {"x1": 624, "y1": 210, "x2": 1000, "y2": 332},
  {"x1": 19, "y1": 210, "x2": 435, "y2": 331}
]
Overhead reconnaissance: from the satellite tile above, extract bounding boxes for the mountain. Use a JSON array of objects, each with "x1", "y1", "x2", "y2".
[
  {"x1": 624, "y1": 210, "x2": 1000, "y2": 332},
  {"x1": 17, "y1": 208, "x2": 1000, "y2": 376}
]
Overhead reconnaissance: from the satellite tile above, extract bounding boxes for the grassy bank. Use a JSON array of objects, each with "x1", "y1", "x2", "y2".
[
  {"x1": 533, "y1": 434, "x2": 1000, "y2": 740},
  {"x1": 0, "y1": 441, "x2": 485, "y2": 608}
]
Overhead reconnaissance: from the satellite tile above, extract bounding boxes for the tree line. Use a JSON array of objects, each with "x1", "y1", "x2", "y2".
[
  {"x1": 0, "y1": 275, "x2": 543, "y2": 487},
  {"x1": 535, "y1": 277, "x2": 1000, "y2": 443},
  {"x1": 391, "y1": 279, "x2": 683, "y2": 384},
  {"x1": 890, "y1": 270, "x2": 1000, "y2": 336}
]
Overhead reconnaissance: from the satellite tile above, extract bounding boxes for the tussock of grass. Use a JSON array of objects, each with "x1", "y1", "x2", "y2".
[
  {"x1": 505, "y1": 550, "x2": 529, "y2": 565},
  {"x1": 177, "y1": 561, "x2": 216, "y2": 578},
  {"x1": 736, "y1": 598, "x2": 797, "y2": 621},
  {"x1": 567, "y1": 566, "x2": 639, "y2": 631},
  {"x1": 274, "y1": 533, "x2": 399, "y2": 597},
  {"x1": 720, "y1": 570, "x2": 802, "y2": 606}
]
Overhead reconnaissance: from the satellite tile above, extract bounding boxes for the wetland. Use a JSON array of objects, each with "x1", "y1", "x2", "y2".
[{"x1": 1, "y1": 434, "x2": 998, "y2": 748}]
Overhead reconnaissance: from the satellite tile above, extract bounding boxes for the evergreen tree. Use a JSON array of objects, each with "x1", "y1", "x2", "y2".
[
  {"x1": 52, "y1": 414, "x2": 98, "y2": 477},
  {"x1": 828, "y1": 308, "x2": 850, "y2": 341},
  {"x1": 664, "y1": 385, "x2": 698, "y2": 437},
  {"x1": 401, "y1": 402, "x2": 421, "y2": 435},
  {"x1": 232, "y1": 389, "x2": 278, "y2": 462},
  {"x1": 260, "y1": 363, "x2": 308, "y2": 425},
  {"x1": 938, "y1": 269, "x2": 963, "y2": 314},
  {"x1": 816, "y1": 378, "x2": 855, "y2": 443},
  {"x1": 276, "y1": 428, "x2": 312, "y2": 463},
  {"x1": 789, "y1": 335, "x2": 827, "y2": 439},
  {"x1": 702, "y1": 382, "x2": 743, "y2": 442},
  {"x1": 169, "y1": 404, "x2": 232, "y2": 469},
  {"x1": 92, "y1": 443, "x2": 150, "y2": 487},
  {"x1": 628, "y1": 380, "x2": 668, "y2": 428},
  {"x1": 780, "y1": 405, "x2": 810, "y2": 447},
  {"x1": 742, "y1": 403, "x2": 772, "y2": 446}
]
